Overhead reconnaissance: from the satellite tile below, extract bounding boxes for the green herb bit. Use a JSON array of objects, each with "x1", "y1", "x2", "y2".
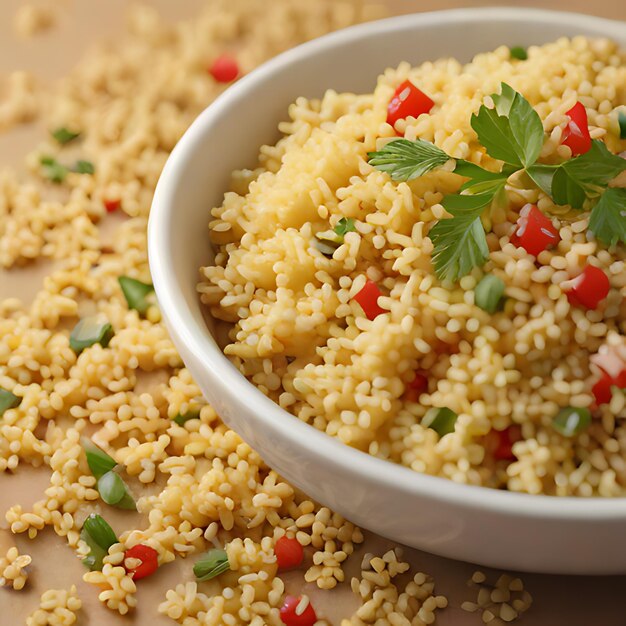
[
  {"x1": 367, "y1": 138, "x2": 450, "y2": 181},
  {"x1": 193, "y1": 548, "x2": 230, "y2": 581},
  {"x1": 551, "y1": 406, "x2": 591, "y2": 437},
  {"x1": 618, "y1": 110, "x2": 626, "y2": 140},
  {"x1": 474, "y1": 274, "x2": 506, "y2": 313},
  {"x1": 422, "y1": 407, "x2": 458, "y2": 437},
  {"x1": 118, "y1": 276, "x2": 155, "y2": 315},
  {"x1": 72, "y1": 160, "x2": 95, "y2": 175},
  {"x1": 509, "y1": 46, "x2": 528, "y2": 61},
  {"x1": 81, "y1": 437, "x2": 116, "y2": 479},
  {"x1": 333, "y1": 217, "x2": 356, "y2": 238},
  {"x1": 0, "y1": 388, "x2": 21, "y2": 416},
  {"x1": 69, "y1": 316, "x2": 114, "y2": 354},
  {"x1": 173, "y1": 410, "x2": 201, "y2": 426},
  {"x1": 97, "y1": 471, "x2": 136, "y2": 510},
  {"x1": 314, "y1": 239, "x2": 339, "y2": 257},
  {"x1": 81, "y1": 513, "x2": 117, "y2": 571},
  {"x1": 588, "y1": 188, "x2": 626, "y2": 247},
  {"x1": 51, "y1": 127, "x2": 81, "y2": 145},
  {"x1": 40, "y1": 155, "x2": 69, "y2": 184}
]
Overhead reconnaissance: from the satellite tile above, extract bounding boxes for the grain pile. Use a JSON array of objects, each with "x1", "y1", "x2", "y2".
[
  {"x1": 0, "y1": 1, "x2": 447, "y2": 624},
  {"x1": 200, "y1": 36, "x2": 626, "y2": 496}
]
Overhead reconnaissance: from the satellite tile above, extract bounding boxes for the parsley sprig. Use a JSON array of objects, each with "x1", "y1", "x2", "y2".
[{"x1": 368, "y1": 83, "x2": 626, "y2": 282}]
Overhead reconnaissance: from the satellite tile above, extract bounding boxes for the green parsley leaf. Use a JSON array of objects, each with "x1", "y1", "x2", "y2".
[
  {"x1": 422, "y1": 407, "x2": 458, "y2": 437},
  {"x1": 510, "y1": 46, "x2": 528, "y2": 61},
  {"x1": 51, "y1": 127, "x2": 81, "y2": 145},
  {"x1": 618, "y1": 111, "x2": 626, "y2": 140},
  {"x1": 173, "y1": 410, "x2": 200, "y2": 426},
  {"x1": 40, "y1": 155, "x2": 69, "y2": 183},
  {"x1": 0, "y1": 388, "x2": 21, "y2": 416},
  {"x1": 526, "y1": 164, "x2": 557, "y2": 197},
  {"x1": 368, "y1": 138, "x2": 450, "y2": 181},
  {"x1": 429, "y1": 192, "x2": 494, "y2": 282},
  {"x1": 471, "y1": 83, "x2": 543, "y2": 168},
  {"x1": 72, "y1": 160, "x2": 95, "y2": 175},
  {"x1": 118, "y1": 276, "x2": 155, "y2": 315},
  {"x1": 193, "y1": 548, "x2": 230, "y2": 581},
  {"x1": 334, "y1": 217, "x2": 356, "y2": 238},
  {"x1": 588, "y1": 188, "x2": 626, "y2": 247},
  {"x1": 551, "y1": 139, "x2": 626, "y2": 208}
]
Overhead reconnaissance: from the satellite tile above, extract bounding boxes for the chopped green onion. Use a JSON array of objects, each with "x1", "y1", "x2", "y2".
[
  {"x1": 474, "y1": 274, "x2": 506, "y2": 314},
  {"x1": 193, "y1": 548, "x2": 230, "y2": 581},
  {"x1": 69, "y1": 316, "x2": 114, "y2": 354},
  {"x1": 333, "y1": 217, "x2": 356, "y2": 238},
  {"x1": 40, "y1": 155, "x2": 69, "y2": 183},
  {"x1": 72, "y1": 160, "x2": 95, "y2": 175},
  {"x1": 97, "y1": 471, "x2": 136, "y2": 510},
  {"x1": 51, "y1": 127, "x2": 81, "y2": 145},
  {"x1": 618, "y1": 111, "x2": 626, "y2": 140},
  {"x1": 118, "y1": 276, "x2": 155, "y2": 315},
  {"x1": 81, "y1": 513, "x2": 117, "y2": 571},
  {"x1": 0, "y1": 388, "x2": 21, "y2": 416},
  {"x1": 422, "y1": 407, "x2": 458, "y2": 437},
  {"x1": 314, "y1": 240, "x2": 339, "y2": 257},
  {"x1": 81, "y1": 437, "x2": 116, "y2": 479},
  {"x1": 552, "y1": 406, "x2": 591, "y2": 437},
  {"x1": 509, "y1": 46, "x2": 528, "y2": 61},
  {"x1": 173, "y1": 410, "x2": 200, "y2": 426}
]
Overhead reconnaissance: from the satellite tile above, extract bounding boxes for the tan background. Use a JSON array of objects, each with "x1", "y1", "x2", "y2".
[{"x1": 1, "y1": 1, "x2": 626, "y2": 625}]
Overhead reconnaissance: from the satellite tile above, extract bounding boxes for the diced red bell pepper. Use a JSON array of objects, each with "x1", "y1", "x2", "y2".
[
  {"x1": 387, "y1": 80, "x2": 434, "y2": 127},
  {"x1": 352, "y1": 280, "x2": 386, "y2": 320},
  {"x1": 404, "y1": 372, "x2": 428, "y2": 402},
  {"x1": 592, "y1": 373, "x2": 614, "y2": 406},
  {"x1": 209, "y1": 55, "x2": 239, "y2": 83},
  {"x1": 510, "y1": 204, "x2": 560, "y2": 257},
  {"x1": 565, "y1": 265, "x2": 610, "y2": 310},
  {"x1": 124, "y1": 544, "x2": 159, "y2": 580},
  {"x1": 280, "y1": 595, "x2": 317, "y2": 626},
  {"x1": 104, "y1": 198, "x2": 121, "y2": 213},
  {"x1": 274, "y1": 536, "x2": 303, "y2": 571},
  {"x1": 561, "y1": 102, "x2": 592, "y2": 156},
  {"x1": 490, "y1": 425, "x2": 522, "y2": 461}
]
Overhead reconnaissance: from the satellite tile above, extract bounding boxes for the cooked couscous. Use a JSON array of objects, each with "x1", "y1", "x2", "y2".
[{"x1": 200, "y1": 36, "x2": 626, "y2": 497}]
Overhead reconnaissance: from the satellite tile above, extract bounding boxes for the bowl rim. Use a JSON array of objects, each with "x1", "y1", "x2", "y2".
[{"x1": 149, "y1": 6, "x2": 626, "y2": 521}]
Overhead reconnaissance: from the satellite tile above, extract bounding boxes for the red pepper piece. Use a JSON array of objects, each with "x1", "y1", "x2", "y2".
[
  {"x1": 280, "y1": 596, "x2": 317, "y2": 626},
  {"x1": 566, "y1": 265, "x2": 610, "y2": 310},
  {"x1": 209, "y1": 55, "x2": 239, "y2": 83},
  {"x1": 104, "y1": 199, "x2": 121, "y2": 213},
  {"x1": 124, "y1": 544, "x2": 159, "y2": 580},
  {"x1": 387, "y1": 80, "x2": 434, "y2": 127},
  {"x1": 404, "y1": 372, "x2": 428, "y2": 402},
  {"x1": 352, "y1": 280, "x2": 386, "y2": 320},
  {"x1": 592, "y1": 372, "x2": 614, "y2": 406},
  {"x1": 491, "y1": 425, "x2": 522, "y2": 461},
  {"x1": 561, "y1": 102, "x2": 592, "y2": 156},
  {"x1": 274, "y1": 536, "x2": 304, "y2": 571},
  {"x1": 510, "y1": 204, "x2": 560, "y2": 257}
]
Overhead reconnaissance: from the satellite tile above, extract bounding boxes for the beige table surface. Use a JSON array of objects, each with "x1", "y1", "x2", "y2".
[{"x1": 1, "y1": 1, "x2": 626, "y2": 625}]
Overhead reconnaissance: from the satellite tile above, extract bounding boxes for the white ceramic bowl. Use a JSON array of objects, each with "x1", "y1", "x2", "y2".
[{"x1": 149, "y1": 7, "x2": 626, "y2": 574}]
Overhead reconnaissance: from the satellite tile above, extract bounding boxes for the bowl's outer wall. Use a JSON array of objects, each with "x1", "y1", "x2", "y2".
[{"x1": 149, "y1": 9, "x2": 626, "y2": 573}]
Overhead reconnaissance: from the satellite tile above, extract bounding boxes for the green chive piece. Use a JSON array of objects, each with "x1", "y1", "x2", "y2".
[
  {"x1": 69, "y1": 316, "x2": 114, "y2": 354},
  {"x1": 51, "y1": 127, "x2": 81, "y2": 145},
  {"x1": 118, "y1": 276, "x2": 155, "y2": 315},
  {"x1": 552, "y1": 406, "x2": 591, "y2": 437},
  {"x1": 72, "y1": 160, "x2": 95, "y2": 175},
  {"x1": 618, "y1": 111, "x2": 626, "y2": 140},
  {"x1": 40, "y1": 156, "x2": 69, "y2": 183},
  {"x1": 193, "y1": 548, "x2": 230, "y2": 581},
  {"x1": 81, "y1": 513, "x2": 117, "y2": 571},
  {"x1": 333, "y1": 217, "x2": 356, "y2": 238},
  {"x1": 0, "y1": 388, "x2": 21, "y2": 416},
  {"x1": 474, "y1": 274, "x2": 506, "y2": 314},
  {"x1": 81, "y1": 437, "x2": 116, "y2": 480},
  {"x1": 422, "y1": 407, "x2": 458, "y2": 437},
  {"x1": 97, "y1": 471, "x2": 136, "y2": 510},
  {"x1": 510, "y1": 46, "x2": 528, "y2": 61},
  {"x1": 173, "y1": 410, "x2": 201, "y2": 426}
]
